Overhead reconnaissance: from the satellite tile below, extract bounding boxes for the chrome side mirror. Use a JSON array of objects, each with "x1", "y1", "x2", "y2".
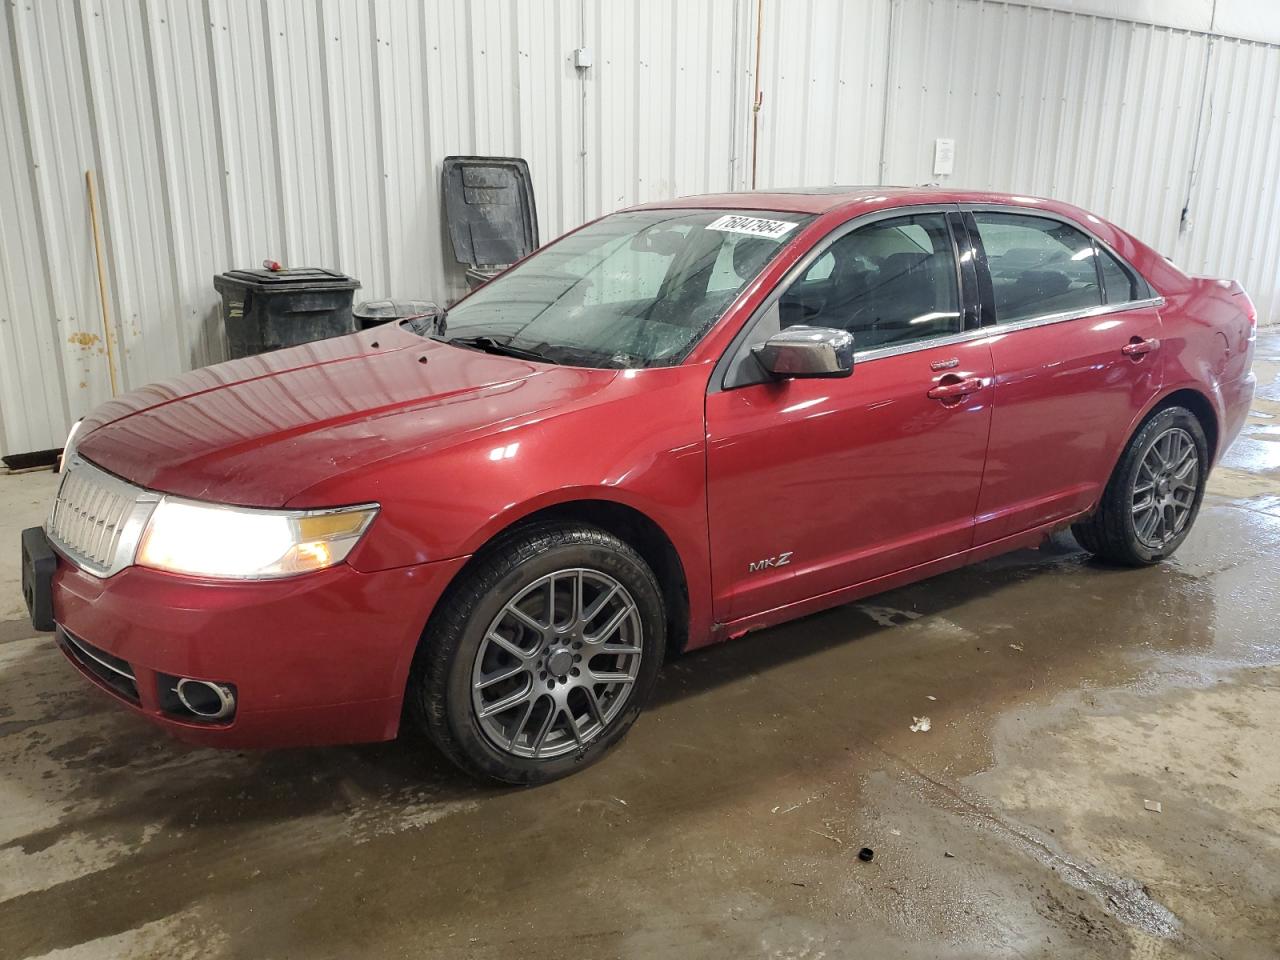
[{"x1": 752, "y1": 325, "x2": 854, "y2": 379}]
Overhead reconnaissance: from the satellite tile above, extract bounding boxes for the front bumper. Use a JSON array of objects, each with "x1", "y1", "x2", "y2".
[{"x1": 44, "y1": 544, "x2": 466, "y2": 749}]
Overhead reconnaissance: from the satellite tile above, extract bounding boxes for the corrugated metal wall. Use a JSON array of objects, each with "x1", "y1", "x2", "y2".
[
  {"x1": 868, "y1": 0, "x2": 1280, "y2": 320},
  {"x1": 1179, "y1": 33, "x2": 1280, "y2": 311},
  {"x1": 0, "y1": 0, "x2": 594, "y2": 457},
  {"x1": 753, "y1": 0, "x2": 1280, "y2": 327},
  {"x1": 2, "y1": 0, "x2": 1278, "y2": 458},
  {"x1": 751, "y1": 0, "x2": 892, "y2": 187},
  {"x1": 583, "y1": 0, "x2": 749, "y2": 218}
]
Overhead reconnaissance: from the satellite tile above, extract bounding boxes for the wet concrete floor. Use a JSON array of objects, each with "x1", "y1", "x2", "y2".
[{"x1": 1, "y1": 332, "x2": 1278, "y2": 959}]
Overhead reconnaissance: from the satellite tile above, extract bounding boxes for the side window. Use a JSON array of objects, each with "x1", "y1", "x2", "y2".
[
  {"x1": 777, "y1": 213, "x2": 961, "y2": 350},
  {"x1": 1098, "y1": 246, "x2": 1144, "y2": 304},
  {"x1": 973, "y1": 213, "x2": 1102, "y2": 322}
]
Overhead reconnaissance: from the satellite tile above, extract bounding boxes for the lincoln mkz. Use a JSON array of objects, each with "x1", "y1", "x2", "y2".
[{"x1": 21, "y1": 188, "x2": 1256, "y2": 783}]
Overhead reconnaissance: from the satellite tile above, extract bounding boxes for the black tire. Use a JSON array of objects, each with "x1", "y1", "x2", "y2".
[
  {"x1": 408, "y1": 523, "x2": 665, "y2": 785},
  {"x1": 1071, "y1": 405, "x2": 1209, "y2": 566}
]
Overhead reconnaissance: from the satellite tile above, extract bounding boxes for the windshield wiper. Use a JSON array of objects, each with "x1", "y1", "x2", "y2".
[{"x1": 446, "y1": 334, "x2": 559, "y2": 365}]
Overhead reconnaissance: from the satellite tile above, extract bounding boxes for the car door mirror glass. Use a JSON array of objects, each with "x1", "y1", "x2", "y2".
[{"x1": 752, "y1": 325, "x2": 854, "y2": 379}]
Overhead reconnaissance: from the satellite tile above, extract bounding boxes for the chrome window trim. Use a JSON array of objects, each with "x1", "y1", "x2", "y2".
[{"x1": 852, "y1": 295, "x2": 1166, "y2": 364}]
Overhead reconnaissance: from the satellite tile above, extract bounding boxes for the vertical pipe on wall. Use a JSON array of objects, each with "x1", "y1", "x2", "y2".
[
  {"x1": 728, "y1": 0, "x2": 743, "y2": 187},
  {"x1": 749, "y1": 0, "x2": 763, "y2": 188},
  {"x1": 579, "y1": 0, "x2": 588, "y2": 223},
  {"x1": 85, "y1": 170, "x2": 119, "y2": 397},
  {"x1": 877, "y1": 0, "x2": 899, "y2": 185},
  {"x1": 1178, "y1": 0, "x2": 1218, "y2": 244}
]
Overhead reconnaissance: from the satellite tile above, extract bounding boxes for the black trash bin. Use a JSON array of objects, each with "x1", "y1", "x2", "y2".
[
  {"x1": 213, "y1": 267, "x2": 361, "y2": 359},
  {"x1": 442, "y1": 156, "x2": 539, "y2": 290}
]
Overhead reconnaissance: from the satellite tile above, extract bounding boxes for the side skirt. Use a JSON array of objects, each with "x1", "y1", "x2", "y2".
[{"x1": 709, "y1": 512, "x2": 1089, "y2": 644}]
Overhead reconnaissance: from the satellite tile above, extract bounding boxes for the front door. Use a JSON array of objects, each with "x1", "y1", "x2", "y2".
[{"x1": 705, "y1": 210, "x2": 994, "y2": 624}]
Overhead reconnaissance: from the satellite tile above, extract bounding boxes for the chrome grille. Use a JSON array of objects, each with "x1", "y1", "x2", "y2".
[{"x1": 47, "y1": 457, "x2": 159, "y2": 577}]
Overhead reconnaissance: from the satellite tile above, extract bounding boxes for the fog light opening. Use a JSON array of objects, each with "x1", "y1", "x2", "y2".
[{"x1": 175, "y1": 678, "x2": 237, "y2": 720}]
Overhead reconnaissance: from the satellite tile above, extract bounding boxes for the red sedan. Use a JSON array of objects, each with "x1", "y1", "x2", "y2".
[{"x1": 20, "y1": 188, "x2": 1257, "y2": 783}]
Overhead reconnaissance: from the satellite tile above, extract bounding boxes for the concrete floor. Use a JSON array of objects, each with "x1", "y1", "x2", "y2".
[{"x1": 2, "y1": 334, "x2": 1278, "y2": 960}]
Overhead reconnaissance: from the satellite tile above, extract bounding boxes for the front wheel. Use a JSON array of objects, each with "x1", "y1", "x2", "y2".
[
  {"x1": 409, "y1": 524, "x2": 665, "y2": 785},
  {"x1": 1072, "y1": 405, "x2": 1209, "y2": 565}
]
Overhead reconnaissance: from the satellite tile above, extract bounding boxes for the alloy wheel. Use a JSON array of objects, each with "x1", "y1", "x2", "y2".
[
  {"x1": 471, "y1": 568, "x2": 643, "y2": 759},
  {"x1": 1131, "y1": 426, "x2": 1199, "y2": 549}
]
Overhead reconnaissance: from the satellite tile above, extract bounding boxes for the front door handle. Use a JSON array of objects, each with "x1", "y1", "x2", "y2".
[
  {"x1": 927, "y1": 376, "x2": 983, "y2": 401},
  {"x1": 1121, "y1": 337, "x2": 1160, "y2": 358}
]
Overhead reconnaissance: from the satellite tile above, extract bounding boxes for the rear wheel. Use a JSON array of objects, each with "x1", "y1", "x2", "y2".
[
  {"x1": 409, "y1": 524, "x2": 665, "y2": 784},
  {"x1": 1072, "y1": 405, "x2": 1208, "y2": 565}
]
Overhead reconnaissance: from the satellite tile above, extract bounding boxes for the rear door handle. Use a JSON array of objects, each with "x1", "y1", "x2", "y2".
[
  {"x1": 927, "y1": 376, "x2": 983, "y2": 401},
  {"x1": 1121, "y1": 337, "x2": 1160, "y2": 357}
]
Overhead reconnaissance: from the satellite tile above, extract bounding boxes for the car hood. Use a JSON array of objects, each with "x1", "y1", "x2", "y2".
[{"x1": 76, "y1": 325, "x2": 619, "y2": 507}]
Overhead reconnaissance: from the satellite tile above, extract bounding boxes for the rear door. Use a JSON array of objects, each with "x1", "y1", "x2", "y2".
[
  {"x1": 705, "y1": 208, "x2": 994, "y2": 623},
  {"x1": 966, "y1": 208, "x2": 1164, "y2": 544}
]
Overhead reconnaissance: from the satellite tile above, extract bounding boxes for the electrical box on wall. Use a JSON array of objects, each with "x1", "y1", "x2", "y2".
[{"x1": 933, "y1": 138, "x2": 956, "y2": 177}]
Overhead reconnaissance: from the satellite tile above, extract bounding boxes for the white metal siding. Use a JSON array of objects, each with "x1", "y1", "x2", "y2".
[
  {"x1": 875, "y1": 3, "x2": 1209, "y2": 256},
  {"x1": 751, "y1": 0, "x2": 892, "y2": 188},
  {"x1": 2, "y1": 0, "x2": 1278, "y2": 458},
  {"x1": 751, "y1": 0, "x2": 1280, "y2": 324},
  {"x1": 1178, "y1": 34, "x2": 1280, "y2": 311},
  {"x1": 583, "y1": 0, "x2": 746, "y2": 218},
  {"x1": 867, "y1": 0, "x2": 1280, "y2": 320}
]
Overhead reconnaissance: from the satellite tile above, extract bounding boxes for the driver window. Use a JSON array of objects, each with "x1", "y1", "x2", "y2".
[{"x1": 779, "y1": 213, "x2": 962, "y2": 350}]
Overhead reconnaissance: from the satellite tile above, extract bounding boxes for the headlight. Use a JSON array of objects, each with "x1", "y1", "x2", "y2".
[
  {"x1": 59, "y1": 419, "x2": 84, "y2": 474},
  {"x1": 136, "y1": 499, "x2": 378, "y2": 579}
]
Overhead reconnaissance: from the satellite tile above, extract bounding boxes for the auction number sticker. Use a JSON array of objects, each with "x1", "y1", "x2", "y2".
[{"x1": 706, "y1": 215, "x2": 798, "y2": 239}]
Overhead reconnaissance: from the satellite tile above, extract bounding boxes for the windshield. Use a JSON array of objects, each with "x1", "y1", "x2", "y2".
[{"x1": 419, "y1": 209, "x2": 811, "y2": 368}]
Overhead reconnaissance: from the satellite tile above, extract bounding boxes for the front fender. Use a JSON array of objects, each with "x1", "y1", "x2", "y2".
[{"x1": 289, "y1": 364, "x2": 715, "y2": 643}]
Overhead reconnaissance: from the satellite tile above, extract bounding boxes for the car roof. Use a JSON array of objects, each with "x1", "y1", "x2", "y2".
[{"x1": 624, "y1": 186, "x2": 1075, "y2": 217}]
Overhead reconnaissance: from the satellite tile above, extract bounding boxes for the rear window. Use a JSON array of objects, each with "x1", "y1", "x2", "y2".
[{"x1": 973, "y1": 213, "x2": 1102, "y2": 322}]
